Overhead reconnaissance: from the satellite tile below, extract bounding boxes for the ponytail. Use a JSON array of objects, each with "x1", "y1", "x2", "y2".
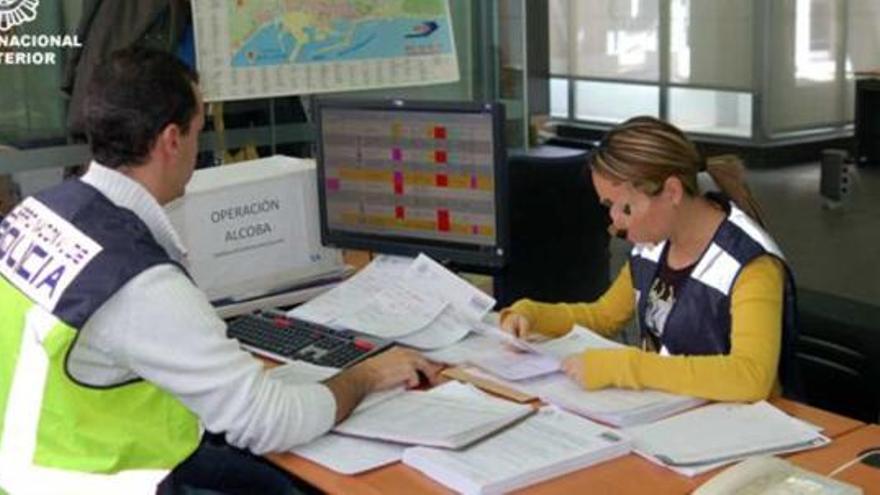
[
  {"x1": 704, "y1": 154, "x2": 767, "y2": 228},
  {"x1": 590, "y1": 117, "x2": 767, "y2": 229}
]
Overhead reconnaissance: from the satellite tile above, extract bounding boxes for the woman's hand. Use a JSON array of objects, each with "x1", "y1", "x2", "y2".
[
  {"x1": 561, "y1": 353, "x2": 587, "y2": 385},
  {"x1": 500, "y1": 312, "x2": 530, "y2": 338},
  {"x1": 501, "y1": 313, "x2": 547, "y2": 352}
]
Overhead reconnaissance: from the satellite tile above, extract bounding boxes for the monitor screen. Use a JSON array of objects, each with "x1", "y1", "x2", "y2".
[{"x1": 315, "y1": 98, "x2": 508, "y2": 268}]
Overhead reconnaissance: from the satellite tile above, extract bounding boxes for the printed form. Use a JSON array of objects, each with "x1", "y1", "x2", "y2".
[
  {"x1": 288, "y1": 254, "x2": 413, "y2": 324},
  {"x1": 289, "y1": 254, "x2": 495, "y2": 348}
]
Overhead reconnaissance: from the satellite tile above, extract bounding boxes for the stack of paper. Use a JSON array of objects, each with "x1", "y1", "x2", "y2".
[
  {"x1": 461, "y1": 325, "x2": 704, "y2": 427},
  {"x1": 270, "y1": 361, "x2": 407, "y2": 474},
  {"x1": 402, "y1": 406, "x2": 632, "y2": 495},
  {"x1": 520, "y1": 372, "x2": 705, "y2": 427},
  {"x1": 523, "y1": 324, "x2": 624, "y2": 358},
  {"x1": 469, "y1": 324, "x2": 622, "y2": 379},
  {"x1": 424, "y1": 333, "x2": 510, "y2": 366},
  {"x1": 333, "y1": 388, "x2": 535, "y2": 449},
  {"x1": 625, "y1": 401, "x2": 830, "y2": 476},
  {"x1": 288, "y1": 254, "x2": 495, "y2": 349},
  {"x1": 468, "y1": 348, "x2": 560, "y2": 381},
  {"x1": 287, "y1": 254, "x2": 413, "y2": 324},
  {"x1": 290, "y1": 382, "x2": 531, "y2": 474}
]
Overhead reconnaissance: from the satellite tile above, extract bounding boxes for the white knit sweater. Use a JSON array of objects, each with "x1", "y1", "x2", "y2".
[{"x1": 67, "y1": 162, "x2": 336, "y2": 454}]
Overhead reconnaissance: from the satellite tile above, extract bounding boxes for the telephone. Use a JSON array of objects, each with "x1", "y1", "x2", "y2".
[{"x1": 694, "y1": 456, "x2": 862, "y2": 495}]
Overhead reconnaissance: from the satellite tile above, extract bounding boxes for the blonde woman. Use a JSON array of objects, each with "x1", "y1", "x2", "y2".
[{"x1": 500, "y1": 116, "x2": 799, "y2": 402}]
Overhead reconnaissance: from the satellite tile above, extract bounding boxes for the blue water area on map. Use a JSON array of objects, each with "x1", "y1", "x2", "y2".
[
  {"x1": 298, "y1": 18, "x2": 452, "y2": 62},
  {"x1": 232, "y1": 17, "x2": 452, "y2": 67},
  {"x1": 232, "y1": 22, "x2": 297, "y2": 67}
]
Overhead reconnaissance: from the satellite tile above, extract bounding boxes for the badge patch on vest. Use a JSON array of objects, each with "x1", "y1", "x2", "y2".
[{"x1": 0, "y1": 197, "x2": 102, "y2": 311}]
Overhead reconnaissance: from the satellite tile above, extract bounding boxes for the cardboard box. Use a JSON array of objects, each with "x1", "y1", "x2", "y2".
[{"x1": 167, "y1": 155, "x2": 343, "y2": 301}]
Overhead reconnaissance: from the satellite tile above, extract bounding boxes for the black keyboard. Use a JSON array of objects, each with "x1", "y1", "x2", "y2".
[{"x1": 227, "y1": 311, "x2": 391, "y2": 368}]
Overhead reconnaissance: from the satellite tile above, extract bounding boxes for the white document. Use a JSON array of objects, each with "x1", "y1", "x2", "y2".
[
  {"x1": 350, "y1": 254, "x2": 495, "y2": 347},
  {"x1": 471, "y1": 321, "x2": 532, "y2": 352},
  {"x1": 291, "y1": 434, "x2": 404, "y2": 475},
  {"x1": 625, "y1": 401, "x2": 830, "y2": 476},
  {"x1": 404, "y1": 254, "x2": 496, "y2": 321},
  {"x1": 389, "y1": 254, "x2": 498, "y2": 349},
  {"x1": 289, "y1": 254, "x2": 487, "y2": 346},
  {"x1": 471, "y1": 349, "x2": 560, "y2": 381},
  {"x1": 291, "y1": 382, "x2": 522, "y2": 476},
  {"x1": 402, "y1": 406, "x2": 632, "y2": 495},
  {"x1": 333, "y1": 386, "x2": 534, "y2": 449},
  {"x1": 288, "y1": 254, "x2": 413, "y2": 324},
  {"x1": 466, "y1": 325, "x2": 622, "y2": 382},
  {"x1": 333, "y1": 281, "x2": 448, "y2": 338},
  {"x1": 396, "y1": 306, "x2": 473, "y2": 350},
  {"x1": 524, "y1": 325, "x2": 624, "y2": 361},
  {"x1": 424, "y1": 333, "x2": 512, "y2": 365},
  {"x1": 453, "y1": 325, "x2": 703, "y2": 426},
  {"x1": 520, "y1": 372, "x2": 705, "y2": 427},
  {"x1": 427, "y1": 324, "x2": 588, "y2": 380},
  {"x1": 423, "y1": 321, "x2": 537, "y2": 365}
]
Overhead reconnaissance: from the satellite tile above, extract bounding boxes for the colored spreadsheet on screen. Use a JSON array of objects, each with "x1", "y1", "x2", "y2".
[{"x1": 315, "y1": 99, "x2": 508, "y2": 268}]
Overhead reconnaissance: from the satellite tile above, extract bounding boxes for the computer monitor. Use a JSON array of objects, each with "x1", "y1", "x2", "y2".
[{"x1": 314, "y1": 98, "x2": 509, "y2": 268}]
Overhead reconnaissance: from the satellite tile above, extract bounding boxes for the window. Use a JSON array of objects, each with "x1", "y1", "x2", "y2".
[
  {"x1": 766, "y1": 0, "x2": 847, "y2": 134},
  {"x1": 575, "y1": 80, "x2": 659, "y2": 123},
  {"x1": 549, "y1": 0, "x2": 880, "y2": 141},
  {"x1": 795, "y1": 0, "x2": 838, "y2": 83},
  {"x1": 669, "y1": 0, "x2": 753, "y2": 88},
  {"x1": 669, "y1": 88, "x2": 752, "y2": 138},
  {"x1": 550, "y1": 0, "x2": 752, "y2": 139},
  {"x1": 568, "y1": 0, "x2": 660, "y2": 81},
  {"x1": 550, "y1": 78, "x2": 570, "y2": 118}
]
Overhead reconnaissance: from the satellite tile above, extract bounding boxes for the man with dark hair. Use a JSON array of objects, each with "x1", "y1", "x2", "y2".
[
  {"x1": 0, "y1": 47, "x2": 439, "y2": 494},
  {"x1": 84, "y1": 47, "x2": 201, "y2": 170}
]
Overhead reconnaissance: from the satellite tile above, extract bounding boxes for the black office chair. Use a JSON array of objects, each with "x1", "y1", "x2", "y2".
[
  {"x1": 494, "y1": 145, "x2": 611, "y2": 307},
  {"x1": 795, "y1": 287, "x2": 880, "y2": 423}
]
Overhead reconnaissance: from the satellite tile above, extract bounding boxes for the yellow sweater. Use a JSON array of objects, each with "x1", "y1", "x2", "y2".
[{"x1": 501, "y1": 255, "x2": 784, "y2": 402}]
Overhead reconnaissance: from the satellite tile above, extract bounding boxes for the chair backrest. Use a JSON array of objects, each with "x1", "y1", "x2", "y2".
[{"x1": 796, "y1": 287, "x2": 880, "y2": 422}]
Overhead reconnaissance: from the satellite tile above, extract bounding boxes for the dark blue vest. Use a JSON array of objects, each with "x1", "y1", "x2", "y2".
[
  {"x1": 630, "y1": 201, "x2": 801, "y2": 397},
  {"x1": 29, "y1": 179, "x2": 182, "y2": 329}
]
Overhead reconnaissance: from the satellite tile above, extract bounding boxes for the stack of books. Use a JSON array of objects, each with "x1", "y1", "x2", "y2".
[
  {"x1": 625, "y1": 401, "x2": 830, "y2": 476},
  {"x1": 403, "y1": 406, "x2": 631, "y2": 495}
]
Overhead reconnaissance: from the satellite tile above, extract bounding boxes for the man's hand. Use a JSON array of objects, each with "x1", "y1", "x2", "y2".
[
  {"x1": 323, "y1": 347, "x2": 442, "y2": 423},
  {"x1": 560, "y1": 353, "x2": 586, "y2": 385},
  {"x1": 356, "y1": 347, "x2": 442, "y2": 391}
]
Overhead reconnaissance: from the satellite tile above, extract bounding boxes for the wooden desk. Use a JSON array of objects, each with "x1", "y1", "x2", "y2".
[
  {"x1": 787, "y1": 424, "x2": 880, "y2": 493},
  {"x1": 268, "y1": 442, "x2": 696, "y2": 495},
  {"x1": 268, "y1": 398, "x2": 865, "y2": 494},
  {"x1": 772, "y1": 398, "x2": 865, "y2": 439}
]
